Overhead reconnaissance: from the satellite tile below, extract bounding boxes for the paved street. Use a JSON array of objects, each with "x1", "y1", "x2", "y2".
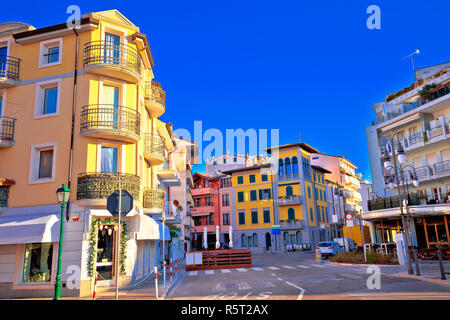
[{"x1": 168, "y1": 253, "x2": 450, "y2": 300}]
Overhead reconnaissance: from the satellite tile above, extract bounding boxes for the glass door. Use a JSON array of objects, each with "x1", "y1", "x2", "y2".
[
  {"x1": 102, "y1": 85, "x2": 119, "y2": 130},
  {"x1": 0, "y1": 47, "x2": 7, "y2": 78},
  {"x1": 96, "y1": 225, "x2": 115, "y2": 284},
  {"x1": 104, "y1": 33, "x2": 120, "y2": 65}
]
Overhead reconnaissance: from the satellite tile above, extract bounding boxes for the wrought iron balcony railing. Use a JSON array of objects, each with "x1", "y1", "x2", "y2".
[
  {"x1": 145, "y1": 81, "x2": 166, "y2": 106},
  {"x1": 144, "y1": 133, "x2": 165, "y2": 157},
  {"x1": 0, "y1": 55, "x2": 21, "y2": 81},
  {"x1": 367, "y1": 193, "x2": 421, "y2": 211},
  {"x1": 0, "y1": 117, "x2": 16, "y2": 146},
  {"x1": 83, "y1": 41, "x2": 141, "y2": 78},
  {"x1": 77, "y1": 172, "x2": 140, "y2": 200},
  {"x1": 80, "y1": 104, "x2": 141, "y2": 139},
  {"x1": 143, "y1": 188, "x2": 166, "y2": 210}
]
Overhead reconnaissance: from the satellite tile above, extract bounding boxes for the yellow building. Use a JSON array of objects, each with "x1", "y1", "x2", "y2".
[
  {"x1": 223, "y1": 163, "x2": 276, "y2": 253},
  {"x1": 0, "y1": 10, "x2": 178, "y2": 298}
]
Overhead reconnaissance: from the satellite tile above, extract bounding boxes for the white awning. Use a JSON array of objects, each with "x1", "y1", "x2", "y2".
[
  {"x1": 0, "y1": 211, "x2": 60, "y2": 245},
  {"x1": 136, "y1": 214, "x2": 160, "y2": 240}
]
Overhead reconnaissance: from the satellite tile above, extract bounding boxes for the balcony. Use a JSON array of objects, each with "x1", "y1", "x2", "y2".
[
  {"x1": 368, "y1": 193, "x2": 421, "y2": 211},
  {"x1": 143, "y1": 188, "x2": 165, "y2": 214},
  {"x1": 0, "y1": 117, "x2": 16, "y2": 148},
  {"x1": 405, "y1": 161, "x2": 450, "y2": 183},
  {"x1": 76, "y1": 172, "x2": 140, "y2": 206},
  {"x1": 144, "y1": 133, "x2": 165, "y2": 165},
  {"x1": 280, "y1": 220, "x2": 304, "y2": 230},
  {"x1": 186, "y1": 169, "x2": 193, "y2": 187},
  {"x1": 192, "y1": 205, "x2": 215, "y2": 216},
  {"x1": 82, "y1": 41, "x2": 142, "y2": 83},
  {"x1": 157, "y1": 161, "x2": 181, "y2": 186},
  {"x1": 276, "y1": 195, "x2": 303, "y2": 206},
  {"x1": 428, "y1": 125, "x2": 447, "y2": 144},
  {"x1": 342, "y1": 175, "x2": 360, "y2": 189},
  {"x1": 80, "y1": 104, "x2": 141, "y2": 143},
  {"x1": 0, "y1": 55, "x2": 21, "y2": 88},
  {"x1": 145, "y1": 81, "x2": 165, "y2": 118},
  {"x1": 191, "y1": 187, "x2": 214, "y2": 196}
]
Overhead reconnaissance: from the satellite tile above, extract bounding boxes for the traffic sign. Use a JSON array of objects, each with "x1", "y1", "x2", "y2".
[
  {"x1": 345, "y1": 213, "x2": 353, "y2": 221},
  {"x1": 271, "y1": 225, "x2": 281, "y2": 235},
  {"x1": 107, "y1": 190, "x2": 134, "y2": 217}
]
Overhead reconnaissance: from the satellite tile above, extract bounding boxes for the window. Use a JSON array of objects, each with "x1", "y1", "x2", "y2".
[
  {"x1": 43, "y1": 87, "x2": 58, "y2": 114},
  {"x1": 261, "y1": 174, "x2": 268, "y2": 182},
  {"x1": 250, "y1": 174, "x2": 256, "y2": 183},
  {"x1": 206, "y1": 214, "x2": 214, "y2": 225},
  {"x1": 283, "y1": 232, "x2": 289, "y2": 245},
  {"x1": 22, "y1": 243, "x2": 54, "y2": 283},
  {"x1": 100, "y1": 146, "x2": 118, "y2": 173},
  {"x1": 223, "y1": 213, "x2": 230, "y2": 225},
  {"x1": 221, "y1": 177, "x2": 231, "y2": 188},
  {"x1": 29, "y1": 143, "x2": 57, "y2": 183},
  {"x1": 279, "y1": 159, "x2": 284, "y2": 176},
  {"x1": 292, "y1": 157, "x2": 299, "y2": 174},
  {"x1": 260, "y1": 189, "x2": 271, "y2": 200},
  {"x1": 193, "y1": 217, "x2": 201, "y2": 226},
  {"x1": 222, "y1": 194, "x2": 230, "y2": 206},
  {"x1": 39, "y1": 38, "x2": 63, "y2": 67},
  {"x1": 286, "y1": 186, "x2": 293, "y2": 197},
  {"x1": 237, "y1": 176, "x2": 244, "y2": 184},
  {"x1": 238, "y1": 191, "x2": 244, "y2": 202},
  {"x1": 317, "y1": 207, "x2": 321, "y2": 222},
  {"x1": 322, "y1": 207, "x2": 325, "y2": 222},
  {"x1": 296, "y1": 231, "x2": 303, "y2": 244},
  {"x1": 205, "y1": 196, "x2": 212, "y2": 206},
  {"x1": 288, "y1": 208, "x2": 296, "y2": 220},
  {"x1": 250, "y1": 190, "x2": 257, "y2": 201},
  {"x1": 241, "y1": 234, "x2": 246, "y2": 247},
  {"x1": 38, "y1": 149, "x2": 54, "y2": 179},
  {"x1": 308, "y1": 186, "x2": 311, "y2": 198},
  {"x1": 285, "y1": 158, "x2": 291, "y2": 175},
  {"x1": 0, "y1": 186, "x2": 10, "y2": 207},
  {"x1": 35, "y1": 79, "x2": 61, "y2": 118},
  {"x1": 253, "y1": 233, "x2": 258, "y2": 247},
  {"x1": 194, "y1": 198, "x2": 201, "y2": 207},
  {"x1": 238, "y1": 211, "x2": 245, "y2": 225},
  {"x1": 248, "y1": 236, "x2": 252, "y2": 247},
  {"x1": 310, "y1": 208, "x2": 314, "y2": 221},
  {"x1": 263, "y1": 209, "x2": 271, "y2": 223},
  {"x1": 223, "y1": 157, "x2": 227, "y2": 164},
  {"x1": 251, "y1": 209, "x2": 258, "y2": 224}
]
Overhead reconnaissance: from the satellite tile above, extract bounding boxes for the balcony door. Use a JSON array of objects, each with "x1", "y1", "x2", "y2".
[
  {"x1": 101, "y1": 146, "x2": 118, "y2": 173},
  {"x1": 104, "y1": 33, "x2": 120, "y2": 65},
  {"x1": 103, "y1": 85, "x2": 119, "y2": 130},
  {"x1": 0, "y1": 46, "x2": 7, "y2": 78}
]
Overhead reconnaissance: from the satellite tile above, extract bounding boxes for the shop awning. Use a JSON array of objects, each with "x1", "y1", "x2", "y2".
[
  {"x1": 135, "y1": 214, "x2": 160, "y2": 240},
  {"x1": 0, "y1": 211, "x2": 60, "y2": 245},
  {"x1": 155, "y1": 220, "x2": 171, "y2": 241}
]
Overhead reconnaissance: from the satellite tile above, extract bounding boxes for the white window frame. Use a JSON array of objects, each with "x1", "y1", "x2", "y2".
[
  {"x1": 96, "y1": 140, "x2": 124, "y2": 173},
  {"x1": 34, "y1": 78, "x2": 61, "y2": 119},
  {"x1": 38, "y1": 38, "x2": 63, "y2": 68},
  {"x1": 29, "y1": 142, "x2": 57, "y2": 184}
]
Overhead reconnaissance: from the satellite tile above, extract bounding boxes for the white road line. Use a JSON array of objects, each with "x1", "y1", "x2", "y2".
[
  {"x1": 237, "y1": 268, "x2": 248, "y2": 272},
  {"x1": 296, "y1": 265, "x2": 311, "y2": 269},
  {"x1": 263, "y1": 280, "x2": 276, "y2": 288},
  {"x1": 282, "y1": 265, "x2": 295, "y2": 269},
  {"x1": 277, "y1": 277, "x2": 283, "y2": 281},
  {"x1": 267, "y1": 266, "x2": 280, "y2": 270},
  {"x1": 237, "y1": 282, "x2": 251, "y2": 290},
  {"x1": 252, "y1": 267, "x2": 264, "y2": 271},
  {"x1": 221, "y1": 269, "x2": 231, "y2": 273},
  {"x1": 188, "y1": 271, "x2": 198, "y2": 276},
  {"x1": 312, "y1": 264, "x2": 326, "y2": 268},
  {"x1": 205, "y1": 270, "x2": 215, "y2": 275},
  {"x1": 214, "y1": 283, "x2": 226, "y2": 292},
  {"x1": 285, "y1": 281, "x2": 306, "y2": 300}
]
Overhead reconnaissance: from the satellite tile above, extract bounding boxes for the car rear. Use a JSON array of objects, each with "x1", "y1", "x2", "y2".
[{"x1": 316, "y1": 242, "x2": 338, "y2": 257}]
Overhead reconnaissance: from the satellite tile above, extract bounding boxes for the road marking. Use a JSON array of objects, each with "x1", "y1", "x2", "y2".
[
  {"x1": 205, "y1": 270, "x2": 215, "y2": 275},
  {"x1": 341, "y1": 274, "x2": 363, "y2": 279},
  {"x1": 237, "y1": 268, "x2": 248, "y2": 272},
  {"x1": 237, "y1": 282, "x2": 251, "y2": 290},
  {"x1": 285, "y1": 281, "x2": 306, "y2": 300},
  {"x1": 282, "y1": 265, "x2": 295, "y2": 269},
  {"x1": 252, "y1": 267, "x2": 264, "y2": 271},
  {"x1": 221, "y1": 269, "x2": 231, "y2": 273},
  {"x1": 267, "y1": 266, "x2": 280, "y2": 270},
  {"x1": 296, "y1": 265, "x2": 311, "y2": 269},
  {"x1": 312, "y1": 264, "x2": 326, "y2": 268},
  {"x1": 214, "y1": 283, "x2": 227, "y2": 292},
  {"x1": 188, "y1": 271, "x2": 198, "y2": 276},
  {"x1": 263, "y1": 281, "x2": 276, "y2": 288},
  {"x1": 277, "y1": 277, "x2": 283, "y2": 281}
]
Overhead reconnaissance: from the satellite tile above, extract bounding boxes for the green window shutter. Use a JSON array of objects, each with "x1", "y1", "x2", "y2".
[
  {"x1": 239, "y1": 211, "x2": 245, "y2": 224},
  {"x1": 268, "y1": 189, "x2": 271, "y2": 199},
  {"x1": 262, "y1": 174, "x2": 268, "y2": 182},
  {"x1": 238, "y1": 191, "x2": 244, "y2": 202},
  {"x1": 250, "y1": 174, "x2": 255, "y2": 183},
  {"x1": 238, "y1": 176, "x2": 243, "y2": 184},
  {"x1": 310, "y1": 208, "x2": 314, "y2": 221},
  {"x1": 251, "y1": 190, "x2": 257, "y2": 201},
  {"x1": 258, "y1": 189, "x2": 263, "y2": 200},
  {"x1": 288, "y1": 208, "x2": 295, "y2": 220},
  {"x1": 263, "y1": 209, "x2": 270, "y2": 223},
  {"x1": 251, "y1": 210, "x2": 258, "y2": 224}
]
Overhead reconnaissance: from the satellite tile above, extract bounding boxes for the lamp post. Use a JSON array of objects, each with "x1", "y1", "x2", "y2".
[
  {"x1": 358, "y1": 209, "x2": 367, "y2": 262},
  {"x1": 383, "y1": 136, "x2": 417, "y2": 275},
  {"x1": 54, "y1": 184, "x2": 71, "y2": 300}
]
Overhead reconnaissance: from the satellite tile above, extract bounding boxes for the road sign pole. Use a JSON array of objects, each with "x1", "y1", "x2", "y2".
[
  {"x1": 115, "y1": 189, "x2": 122, "y2": 300},
  {"x1": 163, "y1": 210, "x2": 166, "y2": 288}
]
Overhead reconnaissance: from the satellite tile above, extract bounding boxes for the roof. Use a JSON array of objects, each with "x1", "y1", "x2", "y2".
[
  {"x1": 131, "y1": 32, "x2": 155, "y2": 68},
  {"x1": 311, "y1": 153, "x2": 358, "y2": 169},
  {"x1": 193, "y1": 172, "x2": 224, "y2": 181},
  {"x1": 265, "y1": 142, "x2": 319, "y2": 154},
  {"x1": 222, "y1": 163, "x2": 271, "y2": 175},
  {"x1": 311, "y1": 165, "x2": 332, "y2": 174}
]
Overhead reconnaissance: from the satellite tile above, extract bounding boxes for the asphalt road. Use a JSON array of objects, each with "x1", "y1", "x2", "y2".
[{"x1": 168, "y1": 252, "x2": 450, "y2": 300}]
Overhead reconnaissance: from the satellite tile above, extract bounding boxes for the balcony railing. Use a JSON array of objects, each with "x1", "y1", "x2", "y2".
[
  {"x1": 367, "y1": 193, "x2": 421, "y2": 211},
  {"x1": 0, "y1": 55, "x2": 21, "y2": 81},
  {"x1": 143, "y1": 188, "x2": 165, "y2": 210},
  {"x1": 0, "y1": 117, "x2": 16, "y2": 147},
  {"x1": 77, "y1": 172, "x2": 140, "y2": 200},
  {"x1": 144, "y1": 133, "x2": 165, "y2": 160},
  {"x1": 276, "y1": 195, "x2": 303, "y2": 205},
  {"x1": 280, "y1": 220, "x2": 304, "y2": 229},
  {"x1": 83, "y1": 41, "x2": 141, "y2": 80},
  {"x1": 429, "y1": 125, "x2": 445, "y2": 140},
  {"x1": 80, "y1": 104, "x2": 141, "y2": 141},
  {"x1": 145, "y1": 81, "x2": 166, "y2": 117}
]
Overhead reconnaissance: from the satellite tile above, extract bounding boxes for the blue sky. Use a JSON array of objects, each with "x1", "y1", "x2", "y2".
[{"x1": 4, "y1": 1, "x2": 449, "y2": 180}]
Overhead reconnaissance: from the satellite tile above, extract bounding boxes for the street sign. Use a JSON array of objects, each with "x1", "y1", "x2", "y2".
[
  {"x1": 271, "y1": 225, "x2": 281, "y2": 235},
  {"x1": 331, "y1": 215, "x2": 338, "y2": 223},
  {"x1": 107, "y1": 190, "x2": 134, "y2": 217},
  {"x1": 345, "y1": 213, "x2": 353, "y2": 221},
  {"x1": 346, "y1": 219, "x2": 354, "y2": 227}
]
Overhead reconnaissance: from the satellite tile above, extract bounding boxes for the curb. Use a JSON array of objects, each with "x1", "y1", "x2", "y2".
[
  {"x1": 162, "y1": 270, "x2": 186, "y2": 299},
  {"x1": 395, "y1": 273, "x2": 450, "y2": 286},
  {"x1": 327, "y1": 262, "x2": 401, "y2": 268}
]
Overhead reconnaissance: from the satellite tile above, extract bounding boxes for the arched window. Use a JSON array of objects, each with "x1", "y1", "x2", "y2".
[
  {"x1": 296, "y1": 231, "x2": 303, "y2": 244},
  {"x1": 286, "y1": 186, "x2": 293, "y2": 197},
  {"x1": 253, "y1": 233, "x2": 258, "y2": 247},
  {"x1": 283, "y1": 232, "x2": 289, "y2": 245},
  {"x1": 248, "y1": 236, "x2": 252, "y2": 247},
  {"x1": 279, "y1": 159, "x2": 284, "y2": 176},
  {"x1": 292, "y1": 157, "x2": 298, "y2": 174},
  {"x1": 288, "y1": 208, "x2": 295, "y2": 220},
  {"x1": 285, "y1": 158, "x2": 291, "y2": 175},
  {"x1": 241, "y1": 234, "x2": 246, "y2": 247}
]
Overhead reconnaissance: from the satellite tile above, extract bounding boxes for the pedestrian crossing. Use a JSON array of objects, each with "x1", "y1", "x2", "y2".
[{"x1": 188, "y1": 263, "x2": 333, "y2": 276}]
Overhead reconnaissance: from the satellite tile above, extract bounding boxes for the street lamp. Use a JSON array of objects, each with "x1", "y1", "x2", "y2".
[{"x1": 54, "y1": 184, "x2": 71, "y2": 300}]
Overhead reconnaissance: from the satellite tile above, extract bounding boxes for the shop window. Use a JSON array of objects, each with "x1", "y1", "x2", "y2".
[
  {"x1": 241, "y1": 234, "x2": 246, "y2": 247},
  {"x1": 22, "y1": 243, "x2": 54, "y2": 283}
]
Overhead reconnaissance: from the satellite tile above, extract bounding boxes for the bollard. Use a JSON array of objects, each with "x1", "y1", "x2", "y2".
[
  {"x1": 163, "y1": 260, "x2": 166, "y2": 289},
  {"x1": 437, "y1": 250, "x2": 447, "y2": 280},
  {"x1": 175, "y1": 258, "x2": 178, "y2": 276},
  {"x1": 92, "y1": 272, "x2": 98, "y2": 300},
  {"x1": 315, "y1": 248, "x2": 322, "y2": 263},
  {"x1": 413, "y1": 247, "x2": 421, "y2": 276},
  {"x1": 170, "y1": 258, "x2": 173, "y2": 282},
  {"x1": 154, "y1": 266, "x2": 159, "y2": 299}
]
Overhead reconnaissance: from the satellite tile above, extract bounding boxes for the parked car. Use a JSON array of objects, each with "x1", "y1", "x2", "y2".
[
  {"x1": 333, "y1": 238, "x2": 358, "y2": 251},
  {"x1": 316, "y1": 241, "x2": 343, "y2": 257}
]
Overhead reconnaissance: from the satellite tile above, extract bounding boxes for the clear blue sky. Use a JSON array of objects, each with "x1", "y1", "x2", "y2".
[{"x1": 3, "y1": 1, "x2": 449, "y2": 181}]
